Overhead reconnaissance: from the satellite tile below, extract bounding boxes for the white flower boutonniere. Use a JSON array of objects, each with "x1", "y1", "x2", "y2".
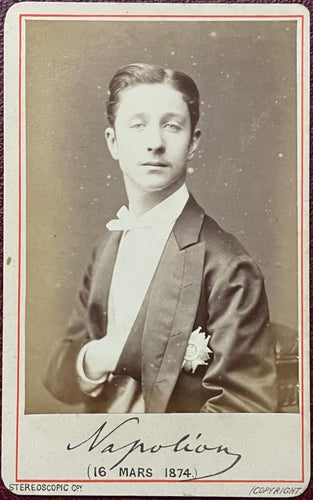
[{"x1": 182, "y1": 326, "x2": 212, "y2": 373}]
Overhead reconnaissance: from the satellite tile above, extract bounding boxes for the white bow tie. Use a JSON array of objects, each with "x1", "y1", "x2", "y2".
[{"x1": 106, "y1": 206, "x2": 150, "y2": 231}]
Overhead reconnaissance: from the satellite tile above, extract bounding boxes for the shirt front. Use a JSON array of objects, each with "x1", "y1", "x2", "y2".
[{"x1": 77, "y1": 184, "x2": 189, "y2": 394}]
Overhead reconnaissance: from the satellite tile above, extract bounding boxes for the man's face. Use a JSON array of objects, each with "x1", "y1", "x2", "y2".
[{"x1": 105, "y1": 83, "x2": 200, "y2": 195}]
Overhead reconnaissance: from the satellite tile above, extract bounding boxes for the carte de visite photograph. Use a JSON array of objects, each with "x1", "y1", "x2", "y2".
[{"x1": 2, "y1": 2, "x2": 310, "y2": 496}]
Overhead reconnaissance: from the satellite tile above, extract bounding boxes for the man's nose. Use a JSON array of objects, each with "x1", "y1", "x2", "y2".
[{"x1": 146, "y1": 126, "x2": 165, "y2": 152}]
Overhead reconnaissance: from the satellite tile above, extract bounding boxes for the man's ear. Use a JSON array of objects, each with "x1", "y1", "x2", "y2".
[
  {"x1": 105, "y1": 127, "x2": 119, "y2": 160},
  {"x1": 188, "y1": 129, "x2": 201, "y2": 160}
]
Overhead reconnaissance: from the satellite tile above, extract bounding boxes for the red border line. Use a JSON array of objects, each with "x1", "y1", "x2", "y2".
[
  {"x1": 16, "y1": 12, "x2": 306, "y2": 485},
  {"x1": 15, "y1": 11, "x2": 23, "y2": 485},
  {"x1": 17, "y1": 14, "x2": 302, "y2": 18},
  {"x1": 300, "y1": 13, "x2": 305, "y2": 484},
  {"x1": 16, "y1": 479, "x2": 304, "y2": 484}
]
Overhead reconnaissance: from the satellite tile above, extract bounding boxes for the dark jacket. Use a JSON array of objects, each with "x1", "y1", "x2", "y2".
[{"x1": 44, "y1": 195, "x2": 278, "y2": 413}]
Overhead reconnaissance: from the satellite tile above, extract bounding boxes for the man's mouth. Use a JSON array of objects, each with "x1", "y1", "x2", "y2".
[{"x1": 142, "y1": 161, "x2": 168, "y2": 167}]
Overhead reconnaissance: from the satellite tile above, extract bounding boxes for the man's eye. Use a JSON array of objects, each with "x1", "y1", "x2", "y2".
[
  {"x1": 163, "y1": 122, "x2": 181, "y2": 132},
  {"x1": 130, "y1": 122, "x2": 145, "y2": 129}
]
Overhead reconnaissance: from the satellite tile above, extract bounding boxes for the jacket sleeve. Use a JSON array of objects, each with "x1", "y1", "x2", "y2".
[
  {"x1": 200, "y1": 255, "x2": 278, "y2": 413},
  {"x1": 43, "y1": 245, "x2": 102, "y2": 405}
]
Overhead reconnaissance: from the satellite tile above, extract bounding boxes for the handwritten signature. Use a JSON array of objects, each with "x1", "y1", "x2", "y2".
[{"x1": 67, "y1": 417, "x2": 242, "y2": 480}]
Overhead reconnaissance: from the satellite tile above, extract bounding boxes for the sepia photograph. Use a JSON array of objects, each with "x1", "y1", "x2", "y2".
[{"x1": 24, "y1": 18, "x2": 298, "y2": 415}]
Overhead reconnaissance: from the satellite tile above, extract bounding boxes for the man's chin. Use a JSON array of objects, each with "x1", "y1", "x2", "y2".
[
  {"x1": 124, "y1": 172, "x2": 186, "y2": 196},
  {"x1": 138, "y1": 179, "x2": 185, "y2": 195}
]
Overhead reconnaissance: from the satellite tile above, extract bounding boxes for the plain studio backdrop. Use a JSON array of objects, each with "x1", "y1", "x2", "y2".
[{"x1": 25, "y1": 20, "x2": 297, "y2": 413}]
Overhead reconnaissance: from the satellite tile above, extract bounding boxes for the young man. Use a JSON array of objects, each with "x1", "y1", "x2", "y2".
[{"x1": 45, "y1": 63, "x2": 278, "y2": 413}]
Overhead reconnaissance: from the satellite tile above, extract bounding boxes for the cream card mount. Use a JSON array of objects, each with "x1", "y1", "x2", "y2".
[{"x1": 2, "y1": 1, "x2": 310, "y2": 497}]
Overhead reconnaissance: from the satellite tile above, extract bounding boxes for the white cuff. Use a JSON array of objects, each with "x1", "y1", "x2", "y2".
[{"x1": 76, "y1": 341, "x2": 108, "y2": 397}]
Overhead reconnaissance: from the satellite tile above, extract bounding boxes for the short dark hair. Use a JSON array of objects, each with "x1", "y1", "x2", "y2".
[{"x1": 106, "y1": 63, "x2": 200, "y2": 134}]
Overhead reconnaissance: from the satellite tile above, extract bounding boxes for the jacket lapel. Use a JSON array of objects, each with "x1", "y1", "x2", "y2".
[
  {"x1": 142, "y1": 196, "x2": 206, "y2": 412},
  {"x1": 89, "y1": 231, "x2": 122, "y2": 339}
]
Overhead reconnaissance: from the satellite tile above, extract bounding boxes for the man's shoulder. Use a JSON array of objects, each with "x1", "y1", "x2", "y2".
[
  {"x1": 184, "y1": 194, "x2": 258, "y2": 271},
  {"x1": 201, "y1": 212, "x2": 248, "y2": 259},
  {"x1": 199, "y1": 212, "x2": 264, "y2": 282},
  {"x1": 181, "y1": 193, "x2": 250, "y2": 260}
]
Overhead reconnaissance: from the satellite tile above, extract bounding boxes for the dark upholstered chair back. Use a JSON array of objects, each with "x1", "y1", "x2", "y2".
[{"x1": 272, "y1": 323, "x2": 299, "y2": 413}]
